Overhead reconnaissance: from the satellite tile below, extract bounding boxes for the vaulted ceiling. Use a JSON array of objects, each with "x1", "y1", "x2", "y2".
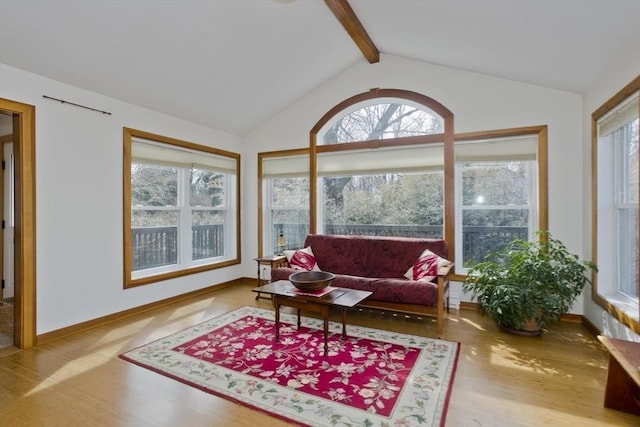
[{"x1": 0, "y1": 0, "x2": 638, "y2": 136}]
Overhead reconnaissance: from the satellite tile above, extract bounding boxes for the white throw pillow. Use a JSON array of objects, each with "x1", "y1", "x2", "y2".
[{"x1": 404, "y1": 249, "x2": 452, "y2": 282}]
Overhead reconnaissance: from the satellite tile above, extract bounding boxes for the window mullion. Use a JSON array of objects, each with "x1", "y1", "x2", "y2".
[
  {"x1": 454, "y1": 164, "x2": 463, "y2": 271},
  {"x1": 179, "y1": 167, "x2": 192, "y2": 265},
  {"x1": 264, "y1": 179, "x2": 274, "y2": 254},
  {"x1": 223, "y1": 172, "x2": 232, "y2": 258},
  {"x1": 528, "y1": 161, "x2": 537, "y2": 240}
]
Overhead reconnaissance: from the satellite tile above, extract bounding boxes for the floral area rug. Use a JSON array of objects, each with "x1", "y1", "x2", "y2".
[{"x1": 119, "y1": 306, "x2": 460, "y2": 427}]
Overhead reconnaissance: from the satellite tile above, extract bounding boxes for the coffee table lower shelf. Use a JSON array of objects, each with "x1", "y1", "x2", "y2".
[{"x1": 251, "y1": 280, "x2": 372, "y2": 355}]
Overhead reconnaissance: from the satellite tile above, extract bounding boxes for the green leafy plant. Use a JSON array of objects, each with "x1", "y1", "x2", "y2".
[{"x1": 462, "y1": 231, "x2": 597, "y2": 334}]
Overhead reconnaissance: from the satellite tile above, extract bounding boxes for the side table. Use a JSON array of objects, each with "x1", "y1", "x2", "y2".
[{"x1": 254, "y1": 255, "x2": 287, "y2": 300}]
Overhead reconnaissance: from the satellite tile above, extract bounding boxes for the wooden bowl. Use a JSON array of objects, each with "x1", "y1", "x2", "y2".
[{"x1": 289, "y1": 271, "x2": 335, "y2": 291}]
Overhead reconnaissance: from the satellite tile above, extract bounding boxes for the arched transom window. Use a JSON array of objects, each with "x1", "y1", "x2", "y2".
[{"x1": 319, "y1": 99, "x2": 445, "y2": 145}]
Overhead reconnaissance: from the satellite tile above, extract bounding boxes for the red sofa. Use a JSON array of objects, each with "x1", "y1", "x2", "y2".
[{"x1": 270, "y1": 234, "x2": 452, "y2": 335}]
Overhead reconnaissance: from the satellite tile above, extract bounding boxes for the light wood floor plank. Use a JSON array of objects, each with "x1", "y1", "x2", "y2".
[{"x1": 0, "y1": 283, "x2": 638, "y2": 426}]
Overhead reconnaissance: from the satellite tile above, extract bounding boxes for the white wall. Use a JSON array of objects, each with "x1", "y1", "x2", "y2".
[
  {"x1": 0, "y1": 64, "x2": 243, "y2": 334},
  {"x1": 582, "y1": 37, "x2": 640, "y2": 342},
  {"x1": 243, "y1": 54, "x2": 585, "y2": 311},
  {"x1": 0, "y1": 49, "x2": 607, "y2": 335}
]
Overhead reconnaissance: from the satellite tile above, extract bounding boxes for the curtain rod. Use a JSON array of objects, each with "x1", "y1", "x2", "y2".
[{"x1": 42, "y1": 95, "x2": 112, "y2": 115}]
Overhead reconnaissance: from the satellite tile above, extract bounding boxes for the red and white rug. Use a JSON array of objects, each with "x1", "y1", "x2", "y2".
[{"x1": 120, "y1": 306, "x2": 460, "y2": 426}]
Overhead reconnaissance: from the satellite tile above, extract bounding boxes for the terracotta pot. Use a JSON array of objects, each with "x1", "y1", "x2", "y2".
[
  {"x1": 503, "y1": 316, "x2": 542, "y2": 336},
  {"x1": 521, "y1": 317, "x2": 540, "y2": 332}
]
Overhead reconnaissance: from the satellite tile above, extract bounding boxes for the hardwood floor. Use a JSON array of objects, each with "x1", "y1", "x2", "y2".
[{"x1": 0, "y1": 283, "x2": 638, "y2": 426}]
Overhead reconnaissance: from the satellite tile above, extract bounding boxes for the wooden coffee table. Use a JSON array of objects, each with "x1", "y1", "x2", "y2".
[{"x1": 251, "y1": 280, "x2": 372, "y2": 355}]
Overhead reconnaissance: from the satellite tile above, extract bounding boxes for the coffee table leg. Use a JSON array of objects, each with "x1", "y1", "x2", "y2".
[
  {"x1": 341, "y1": 308, "x2": 347, "y2": 338},
  {"x1": 273, "y1": 296, "x2": 280, "y2": 342},
  {"x1": 321, "y1": 306, "x2": 329, "y2": 355},
  {"x1": 297, "y1": 309, "x2": 301, "y2": 329},
  {"x1": 323, "y1": 317, "x2": 329, "y2": 355}
]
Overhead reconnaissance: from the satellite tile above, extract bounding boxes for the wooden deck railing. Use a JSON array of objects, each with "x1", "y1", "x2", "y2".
[
  {"x1": 133, "y1": 224, "x2": 527, "y2": 271},
  {"x1": 271, "y1": 223, "x2": 527, "y2": 265},
  {"x1": 131, "y1": 225, "x2": 224, "y2": 271}
]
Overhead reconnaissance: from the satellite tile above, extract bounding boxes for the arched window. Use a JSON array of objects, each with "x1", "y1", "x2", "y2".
[
  {"x1": 309, "y1": 89, "x2": 455, "y2": 253},
  {"x1": 319, "y1": 99, "x2": 444, "y2": 145}
]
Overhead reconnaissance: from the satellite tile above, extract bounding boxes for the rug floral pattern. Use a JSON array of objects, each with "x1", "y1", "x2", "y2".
[{"x1": 120, "y1": 306, "x2": 459, "y2": 427}]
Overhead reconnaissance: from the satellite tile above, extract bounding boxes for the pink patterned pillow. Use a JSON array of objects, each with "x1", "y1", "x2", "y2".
[
  {"x1": 404, "y1": 249, "x2": 452, "y2": 282},
  {"x1": 283, "y1": 246, "x2": 321, "y2": 271}
]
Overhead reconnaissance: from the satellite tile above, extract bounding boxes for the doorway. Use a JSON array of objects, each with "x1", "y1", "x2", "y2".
[
  {"x1": 0, "y1": 98, "x2": 36, "y2": 349},
  {"x1": 0, "y1": 113, "x2": 15, "y2": 348},
  {"x1": 0, "y1": 114, "x2": 14, "y2": 348}
]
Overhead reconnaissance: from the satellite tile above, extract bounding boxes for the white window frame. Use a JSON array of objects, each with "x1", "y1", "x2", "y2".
[
  {"x1": 453, "y1": 131, "x2": 546, "y2": 275},
  {"x1": 615, "y1": 122, "x2": 638, "y2": 302},
  {"x1": 131, "y1": 165, "x2": 235, "y2": 280},
  {"x1": 264, "y1": 176, "x2": 310, "y2": 254},
  {"x1": 454, "y1": 160, "x2": 538, "y2": 274},
  {"x1": 259, "y1": 151, "x2": 310, "y2": 256},
  {"x1": 595, "y1": 91, "x2": 639, "y2": 320}
]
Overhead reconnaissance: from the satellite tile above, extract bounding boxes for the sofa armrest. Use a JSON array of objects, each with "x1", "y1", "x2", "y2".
[
  {"x1": 438, "y1": 263, "x2": 453, "y2": 278},
  {"x1": 435, "y1": 263, "x2": 453, "y2": 335}
]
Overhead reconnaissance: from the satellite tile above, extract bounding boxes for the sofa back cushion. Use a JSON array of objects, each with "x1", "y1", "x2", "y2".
[{"x1": 303, "y1": 234, "x2": 448, "y2": 279}]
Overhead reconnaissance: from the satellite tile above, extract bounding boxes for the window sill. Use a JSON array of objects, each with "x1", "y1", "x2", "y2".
[{"x1": 600, "y1": 292, "x2": 639, "y2": 323}]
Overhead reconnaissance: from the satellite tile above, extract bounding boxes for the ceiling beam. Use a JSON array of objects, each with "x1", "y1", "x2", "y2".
[{"x1": 324, "y1": 0, "x2": 379, "y2": 64}]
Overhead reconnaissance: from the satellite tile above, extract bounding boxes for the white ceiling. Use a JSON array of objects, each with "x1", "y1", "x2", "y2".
[{"x1": 0, "y1": 0, "x2": 639, "y2": 136}]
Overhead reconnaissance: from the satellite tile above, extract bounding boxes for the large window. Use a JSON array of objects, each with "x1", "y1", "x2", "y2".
[
  {"x1": 455, "y1": 133, "x2": 545, "y2": 272},
  {"x1": 593, "y1": 76, "x2": 640, "y2": 334},
  {"x1": 259, "y1": 150, "x2": 310, "y2": 256},
  {"x1": 124, "y1": 128, "x2": 240, "y2": 288},
  {"x1": 317, "y1": 145, "x2": 444, "y2": 238}
]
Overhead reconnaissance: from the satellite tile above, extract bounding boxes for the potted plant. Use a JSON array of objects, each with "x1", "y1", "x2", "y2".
[{"x1": 462, "y1": 231, "x2": 597, "y2": 335}]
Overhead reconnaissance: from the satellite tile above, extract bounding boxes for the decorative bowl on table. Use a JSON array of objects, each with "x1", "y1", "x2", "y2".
[{"x1": 289, "y1": 271, "x2": 335, "y2": 291}]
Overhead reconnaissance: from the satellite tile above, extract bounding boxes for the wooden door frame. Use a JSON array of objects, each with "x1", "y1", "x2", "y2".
[
  {"x1": 0, "y1": 98, "x2": 36, "y2": 348},
  {"x1": 0, "y1": 136, "x2": 9, "y2": 302}
]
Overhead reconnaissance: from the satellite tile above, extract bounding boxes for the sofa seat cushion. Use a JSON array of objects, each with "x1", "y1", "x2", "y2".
[{"x1": 270, "y1": 268, "x2": 438, "y2": 306}]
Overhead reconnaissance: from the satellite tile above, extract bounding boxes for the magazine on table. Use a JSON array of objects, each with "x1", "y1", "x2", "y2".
[{"x1": 292, "y1": 286, "x2": 337, "y2": 297}]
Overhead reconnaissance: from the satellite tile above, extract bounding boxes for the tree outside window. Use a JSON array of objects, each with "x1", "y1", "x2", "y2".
[{"x1": 322, "y1": 172, "x2": 443, "y2": 238}]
